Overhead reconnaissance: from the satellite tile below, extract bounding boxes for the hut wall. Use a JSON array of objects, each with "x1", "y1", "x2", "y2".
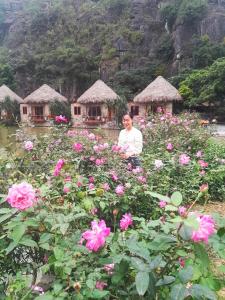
[
  {"x1": 71, "y1": 103, "x2": 84, "y2": 127},
  {"x1": 20, "y1": 104, "x2": 31, "y2": 123},
  {"x1": 165, "y1": 102, "x2": 172, "y2": 113}
]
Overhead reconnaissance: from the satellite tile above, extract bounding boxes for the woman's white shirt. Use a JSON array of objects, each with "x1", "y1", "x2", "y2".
[{"x1": 118, "y1": 127, "x2": 143, "y2": 156}]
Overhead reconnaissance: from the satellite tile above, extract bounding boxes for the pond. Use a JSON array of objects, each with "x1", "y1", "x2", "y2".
[{"x1": 0, "y1": 126, "x2": 119, "y2": 155}]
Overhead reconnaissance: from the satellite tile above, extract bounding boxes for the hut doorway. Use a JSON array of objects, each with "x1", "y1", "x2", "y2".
[
  {"x1": 87, "y1": 106, "x2": 101, "y2": 120},
  {"x1": 32, "y1": 106, "x2": 44, "y2": 123}
]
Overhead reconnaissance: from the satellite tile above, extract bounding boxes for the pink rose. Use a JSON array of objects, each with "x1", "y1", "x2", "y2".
[
  {"x1": 166, "y1": 143, "x2": 173, "y2": 151},
  {"x1": 53, "y1": 159, "x2": 64, "y2": 176},
  {"x1": 199, "y1": 183, "x2": 208, "y2": 193},
  {"x1": 55, "y1": 115, "x2": 68, "y2": 123},
  {"x1": 73, "y1": 143, "x2": 83, "y2": 152},
  {"x1": 196, "y1": 151, "x2": 203, "y2": 158},
  {"x1": 104, "y1": 263, "x2": 114, "y2": 275},
  {"x1": 96, "y1": 281, "x2": 107, "y2": 290},
  {"x1": 198, "y1": 160, "x2": 208, "y2": 168},
  {"x1": 191, "y1": 214, "x2": 215, "y2": 244},
  {"x1": 159, "y1": 201, "x2": 167, "y2": 208},
  {"x1": 82, "y1": 220, "x2": 110, "y2": 252},
  {"x1": 178, "y1": 206, "x2": 187, "y2": 216},
  {"x1": 179, "y1": 154, "x2": 190, "y2": 165},
  {"x1": 102, "y1": 183, "x2": 110, "y2": 191},
  {"x1": 7, "y1": 182, "x2": 37, "y2": 210},
  {"x1": 24, "y1": 141, "x2": 33, "y2": 151},
  {"x1": 115, "y1": 184, "x2": 125, "y2": 196},
  {"x1": 120, "y1": 213, "x2": 133, "y2": 231}
]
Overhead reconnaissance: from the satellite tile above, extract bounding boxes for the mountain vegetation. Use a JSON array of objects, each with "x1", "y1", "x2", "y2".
[{"x1": 0, "y1": 0, "x2": 225, "y2": 118}]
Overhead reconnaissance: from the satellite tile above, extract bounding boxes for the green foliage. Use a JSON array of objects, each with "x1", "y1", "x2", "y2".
[
  {"x1": 160, "y1": 0, "x2": 207, "y2": 29},
  {"x1": 192, "y1": 35, "x2": 225, "y2": 69},
  {"x1": 49, "y1": 100, "x2": 71, "y2": 121},
  {"x1": 0, "y1": 96, "x2": 20, "y2": 124},
  {"x1": 178, "y1": 58, "x2": 225, "y2": 115}
]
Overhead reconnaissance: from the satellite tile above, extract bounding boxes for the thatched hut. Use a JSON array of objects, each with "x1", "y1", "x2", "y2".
[
  {"x1": 0, "y1": 84, "x2": 23, "y2": 120},
  {"x1": 21, "y1": 84, "x2": 67, "y2": 125},
  {"x1": 72, "y1": 79, "x2": 120, "y2": 127},
  {"x1": 131, "y1": 76, "x2": 182, "y2": 117}
]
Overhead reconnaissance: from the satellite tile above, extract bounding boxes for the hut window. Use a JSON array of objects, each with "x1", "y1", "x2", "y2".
[
  {"x1": 88, "y1": 106, "x2": 101, "y2": 117},
  {"x1": 23, "y1": 107, "x2": 27, "y2": 115},
  {"x1": 74, "y1": 106, "x2": 81, "y2": 115},
  {"x1": 34, "y1": 106, "x2": 44, "y2": 116},
  {"x1": 131, "y1": 105, "x2": 139, "y2": 116}
]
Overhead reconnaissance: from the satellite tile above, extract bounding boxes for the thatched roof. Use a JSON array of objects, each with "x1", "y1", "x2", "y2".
[
  {"x1": 23, "y1": 84, "x2": 67, "y2": 104},
  {"x1": 0, "y1": 85, "x2": 23, "y2": 103},
  {"x1": 77, "y1": 80, "x2": 119, "y2": 104},
  {"x1": 133, "y1": 76, "x2": 182, "y2": 103}
]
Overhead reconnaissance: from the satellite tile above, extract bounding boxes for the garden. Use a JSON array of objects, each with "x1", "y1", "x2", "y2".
[{"x1": 0, "y1": 112, "x2": 225, "y2": 299}]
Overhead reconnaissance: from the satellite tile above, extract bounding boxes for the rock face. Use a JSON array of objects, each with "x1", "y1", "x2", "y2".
[{"x1": 1, "y1": 0, "x2": 225, "y2": 95}]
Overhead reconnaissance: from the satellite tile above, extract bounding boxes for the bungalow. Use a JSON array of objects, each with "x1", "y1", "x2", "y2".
[
  {"x1": 20, "y1": 84, "x2": 68, "y2": 126},
  {"x1": 0, "y1": 84, "x2": 23, "y2": 120},
  {"x1": 130, "y1": 76, "x2": 182, "y2": 119},
  {"x1": 71, "y1": 80, "x2": 120, "y2": 128}
]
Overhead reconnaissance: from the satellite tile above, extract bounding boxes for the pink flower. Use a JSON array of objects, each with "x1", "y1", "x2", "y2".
[
  {"x1": 77, "y1": 181, "x2": 82, "y2": 187},
  {"x1": 166, "y1": 143, "x2": 173, "y2": 151},
  {"x1": 115, "y1": 184, "x2": 125, "y2": 196},
  {"x1": 64, "y1": 176, "x2": 71, "y2": 182},
  {"x1": 102, "y1": 183, "x2": 110, "y2": 191},
  {"x1": 196, "y1": 151, "x2": 203, "y2": 158},
  {"x1": 24, "y1": 141, "x2": 33, "y2": 151},
  {"x1": 90, "y1": 208, "x2": 98, "y2": 215},
  {"x1": 88, "y1": 133, "x2": 96, "y2": 140},
  {"x1": 89, "y1": 183, "x2": 95, "y2": 190},
  {"x1": 53, "y1": 159, "x2": 64, "y2": 176},
  {"x1": 82, "y1": 220, "x2": 110, "y2": 252},
  {"x1": 178, "y1": 258, "x2": 185, "y2": 268},
  {"x1": 191, "y1": 214, "x2": 216, "y2": 244},
  {"x1": 178, "y1": 206, "x2": 187, "y2": 216},
  {"x1": 31, "y1": 285, "x2": 44, "y2": 295},
  {"x1": 89, "y1": 156, "x2": 96, "y2": 162},
  {"x1": 137, "y1": 176, "x2": 147, "y2": 184},
  {"x1": 7, "y1": 182, "x2": 37, "y2": 210},
  {"x1": 110, "y1": 171, "x2": 118, "y2": 181},
  {"x1": 104, "y1": 263, "x2": 114, "y2": 275},
  {"x1": 179, "y1": 154, "x2": 190, "y2": 165},
  {"x1": 200, "y1": 170, "x2": 206, "y2": 176},
  {"x1": 67, "y1": 130, "x2": 76, "y2": 137},
  {"x1": 111, "y1": 145, "x2": 121, "y2": 152},
  {"x1": 95, "y1": 158, "x2": 104, "y2": 166},
  {"x1": 159, "y1": 201, "x2": 167, "y2": 208},
  {"x1": 154, "y1": 159, "x2": 164, "y2": 169},
  {"x1": 89, "y1": 176, "x2": 95, "y2": 183},
  {"x1": 132, "y1": 167, "x2": 143, "y2": 174},
  {"x1": 198, "y1": 160, "x2": 208, "y2": 168},
  {"x1": 63, "y1": 186, "x2": 70, "y2": 193},
  {"x1": 55, "y1": 115, "x2": 68, "y2": 123},
  {"x1": 96, "y1": 281, "x2": 107, "y2": 290},
  {"x1": 73, "y1": 143, "x2": 83, "y2": 152},
  {"x1": 93, "y1": 145, "x2": 100, "y2": 153},
  {"x1": 199, "y1": 183, "x2": 208, "y2": 193},
  {"x1": 120, "y1": 213, "x2": 133, "y2": 231}
]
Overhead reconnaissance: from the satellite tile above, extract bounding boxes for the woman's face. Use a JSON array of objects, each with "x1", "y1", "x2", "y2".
[{"x1": 122, "y1": 115, "x2": 132, "y2": 130}]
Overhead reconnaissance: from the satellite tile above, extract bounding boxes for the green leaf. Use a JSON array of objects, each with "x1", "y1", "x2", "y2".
[
  {"x1": 131, "y1": 257, "x2": 149, "y2": 272},
  {"x1": 135, "y1": 272, "x2": 149, "y2": 296},
  {"x1": 190, "y1": 284, "x2": 217, "y2": 300},
  {"x1": 178, "y1": 266, "x2": 193, "y2": 283},
  {"x1": 5, "y1": 241, "x2": 17, "y2": 255},
  {"x1": 39, "y1": 233, "x2": 52, "y2": 244},
  {"x1": 194, "y1": 244, "x2": 210, "y2": 270},
  {"x1": 0, "y1": 213, "x2": 13, "y2": 224},
  {"x1": 11, "y1": 223, "x2": 26, "y2": 243},
  {"x1": 171, "y1": 191, "x2": 182, "y2": 206},
  {"x1": 35, "y1": 295, "x2": 54, "y2": 300},
  {"x1": 184, "y1": 216, "x2": 199, "y2": 230},
  {"x1": 179, "y1": 224, "x2": 193, "y2": 240},
  {"x1": 149, "y1": 255, "x2": 164, "y2": 270},
  {"x1": 0, "y1": 208, "x2": 12, "y2": 214},
  {"x1": 19, "y1": 237, "x2": 38, "y2": 248},
  {"x1": 39, "y1": 243, "x2": 50, "y2": 250},
  {"x1": 86, "y1": 279, "x2": 95, "y2": 289},
  {"x1": 91, "y1": 290, "x2": 110, "y2": 299},
  {"x1": 156, "y1": 276, "x2": 175, "y2": 286},
  {"x1": 165, "y1": 205, "x2": 178, "y2": 212},
  {"x1": 170, "y1": 284, "x2": 187, "y2": 300},
  {"x1": 200, "y1": 277, "x2": 221, "y2": 291},
  {"x1": 146, "y1": 191, "x2": 170, "y2": 203},
  {"x1": 60, "y1": 223, "x2": 69, "y2": 235}
]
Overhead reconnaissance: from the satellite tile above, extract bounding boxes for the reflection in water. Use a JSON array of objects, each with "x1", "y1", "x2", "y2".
[{"x1": 0, "y1": 126, "x2": 119, "y2": 153}]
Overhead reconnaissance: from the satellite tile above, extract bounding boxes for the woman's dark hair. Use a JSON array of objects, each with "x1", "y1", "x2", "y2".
[{"x1": 123, "y1": 112, "x2": 133, "y2": 119}]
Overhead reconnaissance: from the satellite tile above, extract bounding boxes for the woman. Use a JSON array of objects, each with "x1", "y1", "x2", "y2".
[{"x1": 118, "y1": 113, "x2": 143, "y2": 168}]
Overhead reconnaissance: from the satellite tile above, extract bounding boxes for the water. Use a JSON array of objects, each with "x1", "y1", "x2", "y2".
[{"x1": 0, "y1": 126, "x2": 119, "y2": 154}]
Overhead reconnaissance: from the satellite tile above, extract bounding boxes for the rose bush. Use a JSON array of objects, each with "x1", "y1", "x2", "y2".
[{"x1": 0, "y1": 113, "x2": 224, "y2": 299}]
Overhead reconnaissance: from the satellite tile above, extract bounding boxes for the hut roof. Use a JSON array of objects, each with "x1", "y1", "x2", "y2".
[
  {"x1": 23, "y1": 84, "x2": 67, "y2": 104},
  {"x1": 77, "y1": 80, "x2": 119, "y2": 104},
  {"x1": 0, "y1": 84, "x2": 23, "y2": 103},
  {"x1": 133, "y1": 76, "x2": 182, "y2": 103}
]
